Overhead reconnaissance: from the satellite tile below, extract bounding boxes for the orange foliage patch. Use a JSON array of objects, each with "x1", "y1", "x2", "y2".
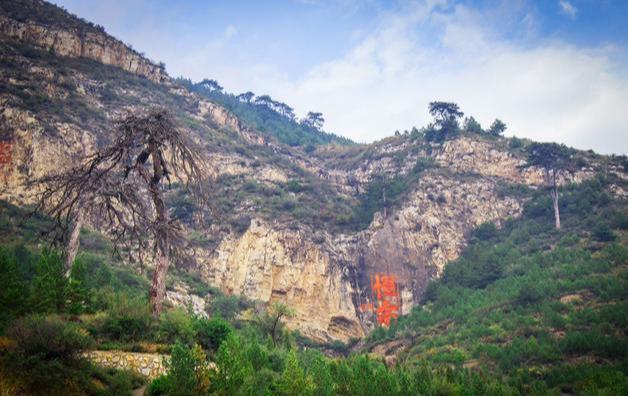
[
  {"x1": 363, "y1": 273, "x2": 401, "y2": 326},
  {"x1": 0, "y1": 141, "x2": 12, "y2": 169}
]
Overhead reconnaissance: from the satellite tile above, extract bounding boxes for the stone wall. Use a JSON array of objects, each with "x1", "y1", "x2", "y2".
[{"x1": 82, "y1": 350, "x2": 168, "y2": 379}]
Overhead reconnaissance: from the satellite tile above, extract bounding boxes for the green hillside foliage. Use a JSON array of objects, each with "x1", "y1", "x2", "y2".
[
  {"x1": 175, "y1": 77, "x2": 353, "y2": 148},
  {"x1": 364, "y1": 174, "x2": 628, "y2": 395}
]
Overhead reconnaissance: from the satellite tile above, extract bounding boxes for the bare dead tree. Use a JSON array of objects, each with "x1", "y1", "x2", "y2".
[{"x1": 34, "y1": 109, "x2": 205, "y2": 316}]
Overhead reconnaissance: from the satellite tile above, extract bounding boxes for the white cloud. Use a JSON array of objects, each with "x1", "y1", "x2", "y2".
[
  {"x1": 559, "y1": 0, "x2": 578, "y2": 19},
  {"x1": 51, "y1": 0, "x2": 627, "y2": 154},
  {"x1": 264, "y1": 2, "x2": 628, "y2": 154}
]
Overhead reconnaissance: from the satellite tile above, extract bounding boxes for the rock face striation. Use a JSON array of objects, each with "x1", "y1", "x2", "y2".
[
  {"x1": 0, "y1": 0, "x2": 605, "y2": 342},
  {"x1": 0, "y1": 1, "x2": 168, "y2": 83}
]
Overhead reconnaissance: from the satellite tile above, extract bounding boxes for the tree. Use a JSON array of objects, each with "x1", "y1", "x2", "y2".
[
  {"x1": 302, "y1": 111, "x2": 324, "y2": 130},
  {"x1": 30, "y1": 249, "x2": 67, "y2": 313},
  {"x1": 194, "y1": 317, "x2": 233, "y2": 352},
  {"x1": 0, "y1": 247, "x2": 27, "y2": 327},
  {"x1": 65, "y1": 258, "x2": 91, "y2": 314},
  {"x1": 236, "y1": 91, "x2": 255, "y2": 104},
  {"x1": 256, "y1": 302, "x2": 295, "y2": 347},
  {"x1": 463, "y1": 116, "x2": 483, "y2": 134},
  {"x1": 35, "y1": 110, "x2": 205, "y2": 316},
  {"x1": 163, "y1": 341, "x2": 211, "y2": 396},
  {"x1": 254, "y1": 95, "x2": 274, "y2": 108},
  {"x1": 277, "y1": 351, "x2": 315, "y2": 396},
  {"x1": 426, "y1": 101, "x2": 464, "y2": 142},
  {"x1": 211, "y1": 334, "x2": 254, "y2": 395},
  {"x1": 199, "y1": 78, "x2": 223, "y2": 93},
  {"x1": 488, "y1": 119, "x2": 507, "y2": 136},
  {"x1": 523, "y1": 142, "x2": 575, "y2": 229}
]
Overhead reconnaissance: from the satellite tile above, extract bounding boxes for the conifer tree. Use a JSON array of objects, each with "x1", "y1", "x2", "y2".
[
  {"x1": 30, "y1": 249, "x2": 67, "y2": 313},
  {"x1": 65, "y1": 258, "x2": 91, "y2": 314},
  {"x1": 0, "y1": 247, "x2": 27, "y2": 328}
]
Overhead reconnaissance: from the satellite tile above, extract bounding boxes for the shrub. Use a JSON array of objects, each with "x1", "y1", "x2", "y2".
[
  {"x1": 515, "y1": 281, "x2": 545, "y2": 306},
  {"x1": 65, "y1": 258, "x2": 92, "y2": 315},
  {"x1": 210, "y1": 294, "x2": 240, "y2": 321},
  {"x1": 100, "y1": 294, "x2": 154, "y2": 342},
  {"x1": 194, "y1": 317, "x2": 233, "y2": 352},
  {"x1": 30, "y1": 249, "x2": 67, "y2": 314},
  {"x1": 0, "y1": 247, "x2": 27, "y2": 329},
  {"x1": 592, "y1": 222, "x2": 617, "y2": 242},
  {"x1": 158, "y1": 308, "x2": 197, "y2": 345},
  {"x1": 472, "y1": 222, "x2": 498, "y2": 241},
  {"x1": 211, "y1": 334, "x2": 254, "y2": 395},
  {"x1": 161, "y1": 341, "x2": 211, "y2": 396},
  {"x1": 277, "y1": 351, "x2": 315, "y2": 396},
  {"x1": 1, "y1": 315, "x2": 93, "y2": 395},
  {"x1": 146, "y1": 375, "x2": 170, "y2": 396}
]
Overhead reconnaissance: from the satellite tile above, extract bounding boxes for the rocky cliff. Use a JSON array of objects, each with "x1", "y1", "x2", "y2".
[
  {"x1": 0, "y1": 1, "x2": 168, "y2": 83},
  {"x1": 0, "y1": 0, "x2": 609, "y2": 342}
]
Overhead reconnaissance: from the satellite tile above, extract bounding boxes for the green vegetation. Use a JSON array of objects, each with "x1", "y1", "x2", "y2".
[
  {"x1": 348, "y1": 157, "x2": 437, "y2": 229},
  {"x1": 175, "y1": 77, "x2": 353, "y2": 148},
  {"x1": 365, "y1": 175, "x2": 628, "y2": 395}
]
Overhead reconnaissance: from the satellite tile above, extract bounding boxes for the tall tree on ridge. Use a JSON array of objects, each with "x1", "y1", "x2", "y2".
[{"x1": 523, "y1": 142, "x2": 575, "y2": 229}]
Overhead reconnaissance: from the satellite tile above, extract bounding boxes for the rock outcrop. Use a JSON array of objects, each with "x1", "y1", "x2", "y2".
[{"x1": 0, "y1": 11, "x2": 168, "y2": 83}]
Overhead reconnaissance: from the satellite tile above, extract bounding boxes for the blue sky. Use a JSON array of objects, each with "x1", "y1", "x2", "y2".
[{"x1": 52, "y1": 0, "x2": 628, "y2": 154}]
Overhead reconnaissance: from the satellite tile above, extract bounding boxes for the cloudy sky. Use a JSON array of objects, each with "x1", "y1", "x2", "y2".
[{"x1": 52, "y1": 0, "x2": 628, "y2": 154}]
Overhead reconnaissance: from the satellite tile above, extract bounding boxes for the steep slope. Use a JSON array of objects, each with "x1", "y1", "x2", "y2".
[
  {"x1": 359, "y1": 175, "x2": 628, "y2": 393},
  {"x1": 0, "y1": 0, "x2": 625, "y2": 345}
]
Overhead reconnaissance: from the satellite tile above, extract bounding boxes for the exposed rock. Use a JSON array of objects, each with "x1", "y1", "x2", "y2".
[
  {"x1": 198, "y1": 219, "x2": 363, "y2": 342},
  {"x1": 165, "y1": 282, "x2": 208, "y2": 318},
  {"x1": 0, "y1": 15, "x2": 168, "y2": 83}
]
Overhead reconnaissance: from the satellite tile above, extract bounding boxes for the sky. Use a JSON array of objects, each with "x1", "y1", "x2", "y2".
[{"x1": 51, "y1": 0, "x2": 628, "y2": 154}]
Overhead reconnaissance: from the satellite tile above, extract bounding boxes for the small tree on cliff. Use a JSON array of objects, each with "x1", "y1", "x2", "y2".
[
  {"x1": 426, "y1": 101, "x2": 464, "y2": 142},
  {"x1": 256, "y1": 302, "x2": 295, "y2": 347},
  {"x1": 35, "y1": 110, "x2": 204, "y2": 316},
  {"x1": 522, "y1": 142, "x2": 574, "y2": 229},
  {"x1": 488, "y1": 119, "x2": 507, "y2": 136}
]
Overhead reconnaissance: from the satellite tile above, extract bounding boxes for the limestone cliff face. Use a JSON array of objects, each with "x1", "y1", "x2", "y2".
[
  {"x1": 198, "y1": 220, "x2": 363, "y2": 342},
  {"x1": 355, "y1": 174, "x2": 522, "y2": 315},
  {"x1": 0, "y1": 14, "x2": 168, "y2": 83}
]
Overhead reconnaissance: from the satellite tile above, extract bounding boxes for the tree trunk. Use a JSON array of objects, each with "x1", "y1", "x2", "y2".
[
  {"x1": 148, "y1": 144, "x2": 170, "y2": 317},
  {"x1": 149, "y1": 244, "x2": 170, "y2": 317},
  {"x1": 551, "y1": 187, "x2": 561, "y2": 229},
  {"x1": 65, "y1": 208, "x2": 84, "y2": 277}
]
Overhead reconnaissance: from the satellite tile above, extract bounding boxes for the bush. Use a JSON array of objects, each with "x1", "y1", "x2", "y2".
[
  {"x1": 30, "y1": 249, "x2": 67, "y2": 314},
  {"x1": 158, "y1": 308, "x2": 197, "y2": 346},
  {"x1": 194, "y1": 317, "x2": 233, "y2": 352},
  {"x1": 100, "y1": 294, "x2": 154, "y2": 342},
  {"x1": 515, "y1": 281, "x2": 545, "y2": 306},
  {"x1": 146, "y1": 375, "x2": 170, "y2": 396},
  {"x1": 472, "y1": 222, "x2": 498, "y2": 241},
  {"x1": 210, "y1": 294, "x2": 240, "y2": 321},
  {"x1": 161, "y1": 341, "x2": 211, "y2": 396},
  {"x1": 592, "y1": 222, "x2": 617, "y2": 242},
  {"x1": 1, "y1": 315, "x2": 93, "y2": 395},
  {"x1": 0, "y1": 247, "x2": 28, "y2": 329}
]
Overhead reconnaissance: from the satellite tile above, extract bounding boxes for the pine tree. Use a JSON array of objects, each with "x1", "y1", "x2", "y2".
[
  {"x1": 65, "y1": 258, "x2": 91, "y2": 314},
  {"x1": 30, "y1": 249, "x2": 67, "y2": 313},
  {"x1": 0, "y1": 247, "x2": 27, "y2": 328},
  {"x1": 277, "y1": 351, "x2": 315, "y2": 396}
]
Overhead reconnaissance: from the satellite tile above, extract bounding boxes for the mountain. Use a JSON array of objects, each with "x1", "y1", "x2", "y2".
[
  {"x1": 0, "y1": 0, "x2": 625, "y2": 342},
  {"x1": 0, "y1": 5, "x2": 628, "y2": 392}
]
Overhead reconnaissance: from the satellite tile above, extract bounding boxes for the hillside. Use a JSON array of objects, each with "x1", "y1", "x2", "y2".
[{"x1": 0, "y1": 1, "x2": 627, "y2": 395}]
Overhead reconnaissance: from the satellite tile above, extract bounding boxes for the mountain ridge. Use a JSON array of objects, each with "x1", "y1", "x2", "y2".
[{"x1": 0, "y1": 0, "x2": 625, "y2": 345}]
